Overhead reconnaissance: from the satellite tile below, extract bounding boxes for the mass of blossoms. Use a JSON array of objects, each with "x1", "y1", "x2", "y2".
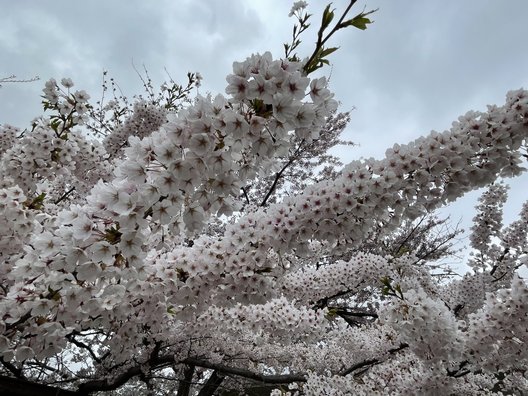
[{"x1": 0, "y1": 1, "x2": 527, "y2": 395}]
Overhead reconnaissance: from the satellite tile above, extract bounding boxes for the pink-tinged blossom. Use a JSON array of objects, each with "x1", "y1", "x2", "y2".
[
  {"x1": 71, "y1": 215, "x2": 94, "y2": 241},
  {"x1": 76, "y1": 261, "x2": 102, "y2": 282},
  {"x1": 272, "y1": 93, "x2": 296, "y2": 123},
  {"x1": 189, "y1": 133, "x2": 214, "y2": 156},
  {"x1": 282, "y1": 72, "x2": 310, "y2": 100},
  {"x1": 225, "y1": 74, "x2": 249, "y2": 101},
  {"x1": 88, "y1": 241, "x2": 116, "y2": 265},
  {"x1": 309, "y1": 77, "x2": 330, "y2": 103}
]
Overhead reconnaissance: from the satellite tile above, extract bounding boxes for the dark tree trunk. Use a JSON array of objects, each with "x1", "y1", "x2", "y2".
[{"x1": 0, "y1": 375, "x2": 80, "y2": 396}]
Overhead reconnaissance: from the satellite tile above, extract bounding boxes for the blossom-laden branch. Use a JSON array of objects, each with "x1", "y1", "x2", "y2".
[{"x1": 0, "y1": 74, "x2": 39, "y2": 88}]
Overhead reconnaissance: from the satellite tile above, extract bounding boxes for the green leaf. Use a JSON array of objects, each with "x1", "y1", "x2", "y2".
[
  {"x1": 326, "y1": 307, "x2": 339, "y2": 319},
  {"x1": 46, "y1": 286, "x2": 61, "y2": 301},
  {"x1": 25, "y1": 192, "x2": 47, "y2": 210},
  {"x1": 251, "y1": 98, "x2": 264, "y2": 113},
  {"x1": 353, "y1": 16, "x2": 372, "y2": 30},
  {"x1": 50, "y1": 119, "x2": 61, "y2": 133},
  {"x1": 396, "y1": 245, "x2": 410, "y2": 257},
  {"x1": 51, "y1": 148, "x2": 61, "y2": 163},
  {"x1": 104, "y1": 226, "x2": 122, "y2": 244},
  {"x1": 340, "y1": 15, "x2": 373, "y2": 30}
]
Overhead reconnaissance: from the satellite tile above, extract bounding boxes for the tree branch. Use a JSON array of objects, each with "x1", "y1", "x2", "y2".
[
  {"x1": 78, "y1": 355, "x2": 307, "y2": 394},
  {"x1": 184, "y1": 357, "x2": 307, "y2": 384},
  {"x1": 260, "y1": 140, "x2": 305, "y2": 207},
  {"x1": 340, "y1": 343, "x2": 409, "y2": 376},
  {"x1": 66, "y1": 333, "x2": 102, "y2": 364},
  {"x1": 197, "y1": 370, "x2": 225, "y2": 396},
  {"x1": 177, "y1": 364, "x2": 195, "y2": 396},
  {"x1": 54, "y1": 187, "x2": 76, "y2": 205},
  {"x1": 340, "y1": 358, "x2": 380, "y2": 376},
  {"x1": 0, "y1": 357, "x2": 22, "y2": 378},
  {"x1": 392, "y1": 215, "x2": 426, "y2": 257},
  {"x1": 77, "y1": 355, "x2": 174, "y2": 394},
  {"x1": 331, "y1": 307, "x2": 378, "y2": 327},
  {"x1": 0, "y1": 340, "x2": 430, "y2": 394},
  {"x1": 241, "y1": 186, "x2": 251, "y2": 205},
  {"x1": 0, "y1": 375, "x2": 78, "y2": 396}
]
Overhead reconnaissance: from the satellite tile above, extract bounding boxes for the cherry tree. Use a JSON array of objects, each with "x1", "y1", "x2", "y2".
[{"x1": 1, "y1": 1, "x2": 527, "y2": 395}]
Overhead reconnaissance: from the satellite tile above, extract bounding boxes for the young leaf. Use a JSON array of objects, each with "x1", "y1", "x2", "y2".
[
  {"x1": 321, "y1": 4, "x2": 335, "y2": 32},
  {"x1": 320, "y1": 47, "x2": 339, "y2": 58},
  {"x1": 340, "y1": 14, "x2": 374, "y2": 30},
  {"x1": 352, "y1": 16, "x2": 372, "y2": 30}
]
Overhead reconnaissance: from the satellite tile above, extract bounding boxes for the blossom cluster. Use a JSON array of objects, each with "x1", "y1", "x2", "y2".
[
  {"x1": 465, "y1": 275, "x2": 528, "y2": 372},
  {"x1": 0, "y1": 124, "x2": 80, "y2": 195},
  {"x1": 0, "y1": 51, "x2": 343, "y2": 371},
  {"x1": 281, "y1": 252, "x2": 434, "y2": 304},
  {"x1": 194, "y1": 297, "x2": 328, "y2": 342},
  {"x1": 0, "y1": 123, "x2": 111, "y2": 208},
  {"x1": 469, "y1": 183, "x2": 508, "y2": 258},
  {"x1": 0, "y1": 186, "x2": 34, "y2": 284},
  {"x1": 0, "y1": 124, "x2": 19, "y2": 156},
  {"x1": 103, "y1": 101, "x2": 168, "y2": 159},
  {"x1": 465, "y1": 183, "x2": 528, "y2": 290},
  {"x1": 380, "y1": 287, "x2": 461, "y2": 364}
]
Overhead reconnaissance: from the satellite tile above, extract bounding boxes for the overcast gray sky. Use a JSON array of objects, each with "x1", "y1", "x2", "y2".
[{"x1": 1, "y1": 0, "x2": 527, "y2": 268}]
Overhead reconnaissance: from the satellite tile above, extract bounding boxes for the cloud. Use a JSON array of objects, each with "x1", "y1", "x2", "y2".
[{"x1": 326, "y1": 0, "x2": 528, "y2": 153}]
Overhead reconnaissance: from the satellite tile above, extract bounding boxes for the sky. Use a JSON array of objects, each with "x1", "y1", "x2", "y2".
[{"x1": 1, "y1": 0, "x2": 527, "y2": 271}]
